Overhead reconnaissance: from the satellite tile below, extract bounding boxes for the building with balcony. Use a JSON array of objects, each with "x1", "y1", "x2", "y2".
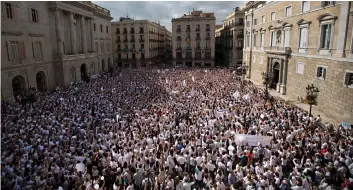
[
  {"x1": 1, "y1": 1, "x2": 113, "y2": 99},
  {"x1": 112, "y1": 17, "x2": 170, "y2": 67},
  {"x1": 214, "y1": 7, "x2": 244, "y2": 67},
  {"x1": 172, "y1": 9, "x2": 216, "y2": 67},
  {"x1": 243, "y1": 1, "x2": 353, "y2": 123}
]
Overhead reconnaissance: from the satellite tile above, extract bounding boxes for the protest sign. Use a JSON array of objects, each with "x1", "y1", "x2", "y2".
[{"x1": 234, "y1": 134, "x2": 272, "y2": 147}]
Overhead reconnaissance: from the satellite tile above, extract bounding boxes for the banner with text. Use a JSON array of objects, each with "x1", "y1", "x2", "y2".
[{"x1": 234, "y1": 134, "x2": 272, "y2": 147}]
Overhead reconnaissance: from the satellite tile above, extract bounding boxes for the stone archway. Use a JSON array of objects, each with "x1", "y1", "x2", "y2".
[
  {"x1": 12, "y1": 75, "x2": 26, "y2": 97},
  {"x1": 36, "y1": 71, "x2": 46, "y2": 92},
  {"x1": 271, "y1": 62, "x2": 280, "y2": 89},
  {"x1": 101, "y1": 59, "x2": 105, "y2": 72}
]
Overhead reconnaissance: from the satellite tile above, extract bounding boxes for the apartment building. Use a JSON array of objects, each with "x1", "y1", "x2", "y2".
[
  {"x1": 215, "y1": 25, "x2": 224, "y2": 65},
  {"x1": 112, "y1": 17, "x2": 170, "y2": 68},
  {"x1": 215, "y1": 7, "x2": 245, "y2": 67},
  {"x1": 172, "y1": 10, "x2": 216, "y2": 67},
  {"x1": 1, "y1": 1, "x2": 113, "y2": 99},
  {"x1": 243, "y1": 1, "x2": 353, "y2": 123}
]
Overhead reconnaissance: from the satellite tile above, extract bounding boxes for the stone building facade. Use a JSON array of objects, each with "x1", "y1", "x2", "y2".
[
  {"x1": 1, "y1": 1, "x2": 113, "y2": 99},
  {"x1": 111, "y1": 18, "x2": 170, "y2": 68},
  {"x1": 215, "y1": 7, "x2": 245, "y2": 67},
  {"x1": 172, "y1": 10, "x2": 216, "y2": 67},
  {"x1": 243, "y1": 1, "x2": 353, "y2": 123}
]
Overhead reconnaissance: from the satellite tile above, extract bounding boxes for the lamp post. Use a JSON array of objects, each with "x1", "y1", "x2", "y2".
[
  {"x1": 261, "y1": 70, "x2": 273, "y2": 100},
  {"x1": 304, "y1": 84, "x2": 320, "y2": 116}
]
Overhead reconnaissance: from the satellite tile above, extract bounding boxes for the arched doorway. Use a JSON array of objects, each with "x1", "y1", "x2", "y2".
[
  {"x1": 36, "y1": 71, "x2": 46, "y2": 92},
  {"x1": 81, "y1": 64, "x2": 88, "y2": 81},
  {"x1": 70, "y1": 67, "x2": 76, "y2": 83},
  {"x1": 12, "y1": 75, "x2": 26, "y2": 97},
  {"x1": 101, "y1": 59, "x2": 105, "y2": 72},
  {"x1": 271, "y1": 62, "x2": 280, "y2": 89}
]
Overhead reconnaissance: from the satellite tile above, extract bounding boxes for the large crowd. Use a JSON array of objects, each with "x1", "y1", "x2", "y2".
[{"x1": 1, "y1": 68, "x2": 353, "y2": 190}]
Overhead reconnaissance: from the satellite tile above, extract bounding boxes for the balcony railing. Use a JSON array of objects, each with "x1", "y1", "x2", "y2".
[
  {"x1": 130, "y1": 39, "x2": 135, "y2": 43},
  {"x1": 195, "y1": 47, "x2": 201, "y2": 50},
  {"x1": 123, "y1": 49, "x2": 129, "y2": 52},
  {"x1": 185, "y1": 47, "x2": 192, "y2": 50},
  {"x1": 130, "y1": 49, "x2": 136, "y2": 52},
  {"x1": 176, "y1": 47, "x2": 182, "y2": 51},
  {"x1": 116, "y1": 49, "x2": 122, "y2": 52},
  {"x1": 139, "y1": 39, "x2": 145, "y2": 42},
  {"x1": 195, "y1": 28, "x2": 200, "y2": 32},
  {"x1": 116, "y1": 31, "x2": 120, "y2": 34},
  {"x1": 130, "y1": 31, "x2": 135, "y2": 34},
  {"x1": 195, "y1": 37, "x2": 201, "y2": 41},
  {"x1": 123, "y1": 39, "x2": 128, "y2": 43},
  {"x1": 205, "y1": 37, "x2": 211, "y2": 40},
  {"x1": 264, "y1": 46, "x2": 291, "y2": 54},
  {"x1": 123, "y1": 30, "x2": 127, "y2": 34},
  {"x1": 186, "y1": 28, "x2": 191, "y2": 32},
  {"x1": 237, "y1": 34, "x2": 244, "y2": 38},
  {"x1": 206, "y1": 28, "x2": 210, "y2": 31},
  {"x1": 116, "y1": 39, "x2": 121, "y2": 43},
  {"x1": 139, "y1": 48, "x2": 144, "y2": 52}
]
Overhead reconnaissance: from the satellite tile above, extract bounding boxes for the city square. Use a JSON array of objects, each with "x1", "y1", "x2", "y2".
[{"x1": 1, "y1": 1, "x2": 353, "y2": 190}]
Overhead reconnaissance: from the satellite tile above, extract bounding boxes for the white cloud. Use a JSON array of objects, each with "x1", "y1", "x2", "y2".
[{"x1": 93, "y1": 1, "x2": 244, "y2": 32}]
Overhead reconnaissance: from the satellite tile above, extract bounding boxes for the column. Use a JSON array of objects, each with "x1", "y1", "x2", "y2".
[
  {"x1": 81, "y1": 16, "x2": 87, "y2": 54},
  {"x1": 69, "y1": 12, "x2": 77, "y2": 54},
  {"x1": 54, "y1": 8, "x2": 64, "y2": 55},
  {"x1": 334, "y1": 1, "x2": 350, "y2": 57},
  {"x1": 280, "y1": 59, "x2": 288, "y2": 95},
  {"x1": 90, "y1": 18, "x2": 95, "y2": 53},
  {"x1": 277, "y1": 59, "x2": 283, "y2": 92}
]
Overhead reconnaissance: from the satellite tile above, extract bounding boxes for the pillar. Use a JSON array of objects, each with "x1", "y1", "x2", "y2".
[
  {"x1": 54, "y1": 8, "x2": 64, "y2": 55},
  {"x1": 90, "y1": 18, "x2": 95, "y2": 53},
  {"x1": 81, "y1": 16, "x2": 87, "y2": 54},
  {"x1": 277, "y1": 59, "x2": 283, "y2": 92},
  {"x1": 69, "y1": 12, "x2": 77, "y2": 54},
  {"x1": 280, "y1": 59, "x2": 288, "y2": 95},
  {"x1": 334, "y1": 1, "x2": 350, "y2": 58}
]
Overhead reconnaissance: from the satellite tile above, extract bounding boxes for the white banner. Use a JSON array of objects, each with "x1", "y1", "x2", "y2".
[
  {"x1": 192, "y1": 76, "x2": 195, "y2": 82},
  {"x1": 234, "y1": 134, "x2": 272, "y2": 147},
  {"x1": 183, "y1": 80, "x2": 187, "y2": 87}
]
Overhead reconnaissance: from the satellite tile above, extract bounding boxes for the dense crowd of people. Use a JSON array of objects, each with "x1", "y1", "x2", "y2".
[{"x1": 1, "y1": 67, "x2": 353, "y2": 190}]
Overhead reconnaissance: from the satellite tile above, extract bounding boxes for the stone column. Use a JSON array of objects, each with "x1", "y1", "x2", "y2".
[
  {"x1": 90, "y1": 18, "x2": 95, "y2": 53},
  {"x1": 54, "y1": 8, "x2": 64, "y2": 55},
  {"x1": 69, "y1": 12, "x2": 77, "y2": 54},
  {"x1": 334, "y1": 1, "x2": 350, "y2": 58},
  {"x1": 81, "y1": 16, "x2": 87, "y2": 54},
  {"x1": 280, "y1": 59, "x2": 288, "y2": 95},
  {"x1": 277, "y1": 59, "x2": 283, "y2": 92}
]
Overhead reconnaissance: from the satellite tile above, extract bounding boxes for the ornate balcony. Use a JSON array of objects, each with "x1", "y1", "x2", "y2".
[{"x1": 264, "y1": 46, "x2": 291, "y2": 55}]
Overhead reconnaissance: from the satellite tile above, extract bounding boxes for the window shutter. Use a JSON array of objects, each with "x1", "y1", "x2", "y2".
[
  {"x1": 345, "y1": 73, "x2": 350, "y2": 86},
  {"x1": 323, "y1": 68, "x2": 326, "y2": 79},
  {"x1": 316, "y1": 67, "x2": 320, "y2": 77},
  {"x1": 32, "y1": 42, "x2": 35, "y2": 58},
  {"x1": 6, "y1": 41, "x2": 13, "y2": 61},
  {"x1": 36, "y1": 9, "x2": 39, "y2": 23}
]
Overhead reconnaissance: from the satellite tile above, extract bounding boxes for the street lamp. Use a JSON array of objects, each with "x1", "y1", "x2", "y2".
[
  {"x1": 304, "y1": 84, "x2": 320, "y2": 116},
  {"x1": 261, "y1": 70, "x2": 273, "y2": 100}
]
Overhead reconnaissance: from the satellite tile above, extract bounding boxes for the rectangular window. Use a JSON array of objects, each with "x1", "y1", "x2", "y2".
[
  {"x1": 5, "y1": 3, "x2": 14, "y2": 19},
  {"x1": 205, "y1": 52, "x2": 211, "y2": 59},
  {"x1": 93, "y1": 23, "x2": 96, "y2": 31},
  {"x1": 270, "y1": 31, "x2": 276, "y2": 46},
  {"x1": 262, "y1": 15, "x2": 265, "y2": 23},
  {"x1": 106, "y1": 26, "x2": 109, "y2": 33},
  {"x1": 33, "y1": 41, "x2": 43, "y2": 60},
  {"x1": 285, "y1": 6, "x2": 292, "y2": 17},
  {"x1": 320, "y1": 24, "x2": 332, "y2": 49},
  {"x1": 31, "y1": 8, "x2": 39, "y2": 23},
  {"x1": 253, "y1": 34, "x2": 257, "y2": 47},
  {"x1": 296, "y1": 62, "x2": 304, "y2": 74},
  {"x1": 100, "y1": 24, "x2": 103, "y2": 32},
  {"x1": 260, "y1": 33, "x2": 265, "y2": 47},
  {"x1": 101, "y1": 43, "x2": 104, "y2": 53},
  {"x1": 141, "y1": 53, "x2": 145, "y2": 60},
  {"x1": 141, "y1": 44, "x2": 144, "y2": 49},
  {"x1": 299, "y1": 27, "x2": 308, "y2": 48},
  {"x1": 195, "y1": 52, "x2": 201, "y2": 59},
  {"x1": 7, "y1": 41, "x2": 19, "y2": 60},
  {"x1": 254, "y1": 18, "x2": 258, "y2": 25},
  {"x1": 271, "y1": 12, "x2": 275, "y2": 21},
  {"x1": 176, "y1": 52, "x2": 182, "y2": 58},
  {"x1": 302, "y1": 1, "x2": 310, "y2": 12},
  {"x1": 344, "y1": 71, "x2": 353, "y2": 87},
  {"x1": 316, "y1": 66, "x2": 327, "y2": 80},
  {"x1": 238, "y1": 40, "x2": 243, "y2": 48}
]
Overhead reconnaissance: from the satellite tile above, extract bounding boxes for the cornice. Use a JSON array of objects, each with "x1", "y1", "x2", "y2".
[
  {"x1": 2, "y1": 31, "x2": 23, "y2": 36},
  {"x1": 29, "y1": 33, "x2": 45, "y2": 37}
]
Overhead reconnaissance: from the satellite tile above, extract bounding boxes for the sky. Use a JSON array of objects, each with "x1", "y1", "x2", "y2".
[{"x1": 93, "y1": 1, "x2": 245, "y2": 32}]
